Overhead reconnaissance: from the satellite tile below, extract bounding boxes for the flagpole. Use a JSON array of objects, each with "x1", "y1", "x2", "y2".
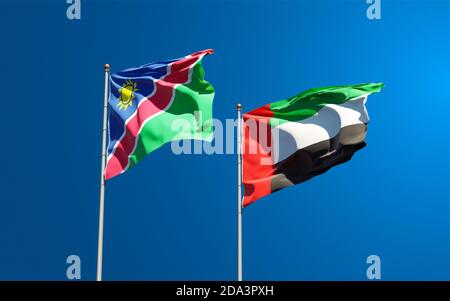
[
  {"x1": 97, "y1": 63, "x2": 110, "y2": 281},
  {"x1": 237, "y1": 103, "x2": 243, "y2": 281}
]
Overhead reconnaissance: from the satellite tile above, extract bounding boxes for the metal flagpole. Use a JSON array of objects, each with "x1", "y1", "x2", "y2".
[
  {"x1": 97, "y1": 63, "x2": 110, "y2": 281},
  {"x1": 237, "y1": 103, "x2": 243, "y2": 281}
]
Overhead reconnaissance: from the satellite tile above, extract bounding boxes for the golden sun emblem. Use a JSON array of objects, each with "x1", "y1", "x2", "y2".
[{"x1": 117, "y1": 80, "x2": 139, "y2": 110}]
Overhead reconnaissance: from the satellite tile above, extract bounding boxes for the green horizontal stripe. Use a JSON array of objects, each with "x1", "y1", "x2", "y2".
[
  {"x1": 127, "y1": 61, "x2": 214, "y2": 170},
  {"x1": 269, "y1": 83, "x2": 383, "y2": 126}
]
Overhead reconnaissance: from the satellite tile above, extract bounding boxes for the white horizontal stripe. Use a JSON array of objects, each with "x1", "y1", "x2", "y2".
[{"x1": 271, "y1": 95, "x2": 369, "y2": 164}]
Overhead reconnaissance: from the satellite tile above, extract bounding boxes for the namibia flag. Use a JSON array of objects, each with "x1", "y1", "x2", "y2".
[{"x1": 105, "y1": 49, "x2": 215, "y2": 180}]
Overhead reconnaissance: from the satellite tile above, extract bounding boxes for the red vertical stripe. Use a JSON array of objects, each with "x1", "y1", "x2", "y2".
[{"x1": 242, "y1": 105, "x2": 275, "y2": 207}]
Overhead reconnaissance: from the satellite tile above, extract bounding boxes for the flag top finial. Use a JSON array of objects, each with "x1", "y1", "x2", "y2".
[
  {"x1": 104, "y1": 64, "x2": 110, "y2": 72},
  {"x1": 237, "y1": 103, "x2": 242, "y2": 111}
]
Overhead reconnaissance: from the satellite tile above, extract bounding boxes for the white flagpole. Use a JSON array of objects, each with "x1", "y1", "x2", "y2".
[
  {"x1": 237, "y1": 103, "x2": 243, "y2": 281},
  {"x1": 97, "y1": 63, "x2": 110, "y2": 281}
]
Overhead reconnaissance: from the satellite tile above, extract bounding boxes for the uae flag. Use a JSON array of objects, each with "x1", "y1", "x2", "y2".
[{"x1": 242, "y1": 83, "x2": 383, "y2": 207}]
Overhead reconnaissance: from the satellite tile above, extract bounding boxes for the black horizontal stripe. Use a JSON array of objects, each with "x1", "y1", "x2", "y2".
[{"x1": 271, "y1": 123, "x2": 367, "y2": 193}]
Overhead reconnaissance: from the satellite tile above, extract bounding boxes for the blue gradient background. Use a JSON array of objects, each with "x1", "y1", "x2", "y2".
[{"x1": 1, "y1": 0, "x2": 450, "y2": 280}]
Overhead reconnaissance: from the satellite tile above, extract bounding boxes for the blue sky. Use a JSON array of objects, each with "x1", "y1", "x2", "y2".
[{"x1": 1, "y1": 0, "x2": 450, "y2": 280}]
